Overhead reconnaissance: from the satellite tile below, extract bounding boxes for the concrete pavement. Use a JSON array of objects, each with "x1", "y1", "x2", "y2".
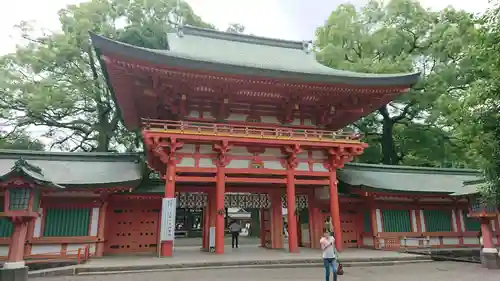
[{"x1": 32, "y1": 262, "x2": 499, "y2": 281}]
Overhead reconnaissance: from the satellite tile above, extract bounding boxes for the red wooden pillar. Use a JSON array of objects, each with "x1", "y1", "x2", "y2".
[
  {"x1": 161, "y1": 160, "x2": 176, "y2": 257},
  {"x1": 23, "y1": 219, "x2": 35, "y2": 257},
  {"x1": 286, "y1": 171, "x2": 299, "y2": 253},
  {"x1": 454, "y1": 208, "x2": 464, "y2": 246},
  {"x1": 481, "y1": 217, "x2": 495, "y2": 249},
  {"x1": 329, "y1": 170, "x2": 343, "y2": 251},
  {"x1": 95, "y1": 201, "x2": 108, "y2": 256},
  {"x1": 270, "y1": 191, "x2": 284, "y2": 249},
  {"x1": 202, "y1": 196, "x2": 210, "y2": 250},
  {"x1": 307, "y1": 191, "x2": 319, "y2": 248},
  {"x1": 215, "y1": 166, "x2": 226, "y2": 254},
  {"x1": 7, "y1": 220, "x2": 29, "y2": 266},
  {"x1": 260, "y1": 208, "x2": 266, "y2": 247}
]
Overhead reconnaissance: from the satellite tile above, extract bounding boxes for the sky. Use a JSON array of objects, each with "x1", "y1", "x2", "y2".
[
  {"x1": 0, "y1": 0, "x2": 493, "y2": 146},
  {"x1": 0, "y1": 0, "x2": 493, "y2": 56}
]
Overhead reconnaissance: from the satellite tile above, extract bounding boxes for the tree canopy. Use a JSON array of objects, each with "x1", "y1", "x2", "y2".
[
  {"x1": 0, "y1": 0, "x2": 499, "y2": 202},
  {"x1": 315, "y1": 0, "x2": 478, "y2": 167}
]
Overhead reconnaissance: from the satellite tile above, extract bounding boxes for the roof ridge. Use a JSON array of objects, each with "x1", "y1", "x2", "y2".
[
  {"x1": 0, "y1": 149, "x2": 142, "y2": 159},
  {"x1": 344, "y1": 162, "x2": 479, "y2": 173},
  {"x1": 180, "y1": 25, "x2": 310, "y2": 50}
]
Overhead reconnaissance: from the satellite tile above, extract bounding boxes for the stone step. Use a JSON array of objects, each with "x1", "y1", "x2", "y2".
[{"x1": 74, "y1": 257, "x2": 432, "y2": 276}]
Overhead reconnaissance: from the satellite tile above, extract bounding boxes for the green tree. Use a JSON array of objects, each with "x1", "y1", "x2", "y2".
[
  {"x1": 443, "y1": 2, "x2": 500, "y2": 203},
  {"x1": 315, "y1": 0, "x2": 478, "y2": 166},
  {"x1": 0, "y1": 130, "x2": 44, "y2": 151},
  {"x1": 0, "y1": 0, "x2": 212, "y2": 152}
]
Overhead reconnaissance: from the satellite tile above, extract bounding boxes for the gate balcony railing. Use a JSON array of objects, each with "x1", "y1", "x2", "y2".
[{"x1": 142, "y1": 119, "x2": 361, "y2": 143}]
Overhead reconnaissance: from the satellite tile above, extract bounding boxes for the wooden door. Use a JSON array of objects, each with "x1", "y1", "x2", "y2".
[{"x1": 104, "y1": 197, "x2": 161, "y2": 255}]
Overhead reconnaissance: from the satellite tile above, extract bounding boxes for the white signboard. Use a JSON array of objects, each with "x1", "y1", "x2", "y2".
[
  {"x1": 209, "y1": 226, "x2": 216, "y2": 252},
  {"x1": 160, "y1": 198, "x2": 177, "y2": 241}
]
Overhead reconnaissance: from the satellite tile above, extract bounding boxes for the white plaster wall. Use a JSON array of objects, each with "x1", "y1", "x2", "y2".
[
  {"x1": 463, "y1": 237, "x2": 480, "y2": 245},
  {"x1": 296, "y1": 151, "x2": 308, "y2": 159},
  {"x1": 375, "y1": 209, "x2": 383, "y2": 232},
  {"x1": 263, "y1": 161, "x2": 285, "y2": 170},
  {"x1": 178, "y1": 157, "x2": 195, "y2": 167},
  {"x1": 419, "y1": 210, "x2": 426, "y2": 232},
  {"x1": 89, "y1": 208, "x2": 100, "y2": 236},
  {"x1": 226, "y1": 159, "x2": 250, "y2": 168},
  {"x1": 33, "y1": 207, "x2": 43, "y2": 238},
  {"x1": 403, "y1": 239, "x2": 420, "y2": 247},
  {"x1": 31, "y1": 245, "x2": 61, "y2": 255},
  {"x1": 178, "y1": 144, "x2": 196, "y2": 153},
  {"x1": 451, "y1": 210, "x2": 458, "y2": 232},
  {"x1": 429, "y1": 237, "x2": 440, "y2": 246},
  {"x1": 311, "y1": 150, "x2": 326, "y2": 159},
  {"x1": 230, "y1": 146, "x2": 252, "y2": 156},
  {"x1": 67, "y1": 243, "x2": 95, "y2": 254},
  {"x1": 188, "y1": 111, "x2": 200, "y2": 118},
  {"x1": 0, "y1": 246, "x2": 9, "y2": 256},
  {"x1": 459, "y1": 211, "x2": 466, "y2": 232},
  {"x1": 411, "y1": 210, "x2": 418, "y2": 232},
  {"x1": 227, "y1": 114, "x2": 247, "y2": 121},
  {"x1": 363, "y1": 236, "x2": 374, "y2": 246},
  {"x1": 443, "y1": 237, "x2": 460, "y2": 245},
  {"x1": 203, "y1": 111, "x2": 213, "y2": 119},
  {"x1": 312, "y1": 163, "x2": 327, "y2": 172},
  {"x1": 260, "y1": 148, "x2": 282, "y2": 156},
  {"x1": 295, "y1": 162, "x2": 309, "y2": 171},
  {"x1": 303, "y1": 119, "x2": 314, "y2": 126},
  {"x1": 199, "y1": 145, "x2": 213, "y2": 154},
  {"x1": 199, "y1": 158, "x2": 215, "y2": 168},
  {"x1": 261, "y1": 116, "x2": 280, "y2": 124}
]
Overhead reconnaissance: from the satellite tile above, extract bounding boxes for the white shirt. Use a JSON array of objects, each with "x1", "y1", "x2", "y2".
[{"x1": 320, "y1": 236, "x2": 336, "y2": 259}]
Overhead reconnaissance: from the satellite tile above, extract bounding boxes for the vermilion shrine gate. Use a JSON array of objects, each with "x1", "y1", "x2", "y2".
[{"x1": 90, "y1": 25, "x2": 419, "y2": 256}]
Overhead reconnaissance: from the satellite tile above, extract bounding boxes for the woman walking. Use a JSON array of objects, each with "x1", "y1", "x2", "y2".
[{"x1": 320, "y1": 231, "x2": 337, "y2": 281}]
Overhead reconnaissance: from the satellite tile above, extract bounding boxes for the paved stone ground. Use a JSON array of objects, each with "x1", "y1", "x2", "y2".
[{"x1": 33, "y1": 262, "x2": 499, "y2": 281}]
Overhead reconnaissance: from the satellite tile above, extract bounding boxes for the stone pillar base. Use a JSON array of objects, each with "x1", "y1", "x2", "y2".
[
  {"x1": 0, "y1": 265, "x2": 28, "y2": 281},
  {"x1": 481, "y1": 248, "x2": 500, "y2": 269}
]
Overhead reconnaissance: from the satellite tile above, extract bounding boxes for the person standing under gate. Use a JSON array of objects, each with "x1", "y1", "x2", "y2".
[
  {"x1": 320, "y1": 231, "x2": 337, "y2": 281},
  {"x1": 229, "y1": 220, "x2": 242, "y2": 248}
]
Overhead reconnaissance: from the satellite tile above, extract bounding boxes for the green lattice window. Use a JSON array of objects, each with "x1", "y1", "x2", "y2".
[
  {"x1": 381, "y1": 210, "x2": 411, "y2": 232},
  {"x1": 423, "y1": 210, "x2": 452, "y2": 232},
  {"x1": 9, "y1": 188, "x2": 30, "y2": 210},
  {"x1": 43, "y1": 208, "x2": 90, "y2": 237},
  {"x1": 364, "y1": 211, "x2": 372, "y2": 232},
  {"x1": 0, "y1": 218, "x2": 13, "y2": 237},
  {"x1": 463, "y1": 210, "x2": 481, "y2": 231}
]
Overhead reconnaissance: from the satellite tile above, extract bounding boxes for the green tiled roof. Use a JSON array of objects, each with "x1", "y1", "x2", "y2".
[
  {"x1": 339, "y1": 163, "x2": 481, "y2": 195},
  {"x1": 0, "y1": 150, "x2": 143, "y2": 187},
  {"x1": 90, "y1": 26, "x2": 420, "y2": 86},
  {"x1": 0, "y1": 158, "x2": 64, "y2": 189}
]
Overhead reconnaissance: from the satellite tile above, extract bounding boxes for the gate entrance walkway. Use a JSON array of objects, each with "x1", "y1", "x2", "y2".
[{"x1": 76, "y1": 247, "x2": 429, "y2": 274}]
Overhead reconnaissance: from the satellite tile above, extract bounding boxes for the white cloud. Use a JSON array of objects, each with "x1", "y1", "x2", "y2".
[
  {"x1": 0, "y1": 0, "x2": 492, "y2": 55},
  {"x1": 0, "y1": 0, "x2": 492, "y2": 150}
]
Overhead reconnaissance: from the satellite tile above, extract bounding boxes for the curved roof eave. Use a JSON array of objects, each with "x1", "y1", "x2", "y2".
[{"x1": 89, "y1": 32, "x2": 421, "y2": 87}]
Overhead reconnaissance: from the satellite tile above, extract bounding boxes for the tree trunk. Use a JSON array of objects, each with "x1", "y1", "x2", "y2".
[{"x1": 379, "y1": 106, "x2": 399, "y2": 165}]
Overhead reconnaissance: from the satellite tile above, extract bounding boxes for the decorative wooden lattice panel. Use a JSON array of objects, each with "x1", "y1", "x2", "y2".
[
  {"x1": 281, "y1": 195, "x2": 308, "y2": 209},
  {"x1": 381, "y1": 210, "x2": 412, "y2": 233},
  {"x1": 175, "y1": 193, "x2": 272, "y2": 208},
  {"x1": 176, "y1": 192, "x2": 206, "y2": 208},
  {"x1": 43, "y1": 208, "x2": 91, "y2": 237},
  {"x1": 225, "y1": 193, "x2": 270, "y2": 208},
  {"x1": 423, "y1": 210, "x2": 452, "y2": 232},
  {"x1": 463, "y1": 210, "x2": 481, "y2": 231}
]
